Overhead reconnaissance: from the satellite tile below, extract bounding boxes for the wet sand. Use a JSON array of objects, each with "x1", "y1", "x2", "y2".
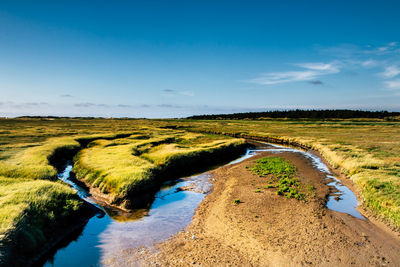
[{"x1": 116, "y1": 151, "x2": 400, "y2": 266}]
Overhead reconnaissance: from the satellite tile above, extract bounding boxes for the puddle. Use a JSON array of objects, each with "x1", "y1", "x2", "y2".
[{"x1": 325, "y1": 175, "x2": 364, "y2": 219}]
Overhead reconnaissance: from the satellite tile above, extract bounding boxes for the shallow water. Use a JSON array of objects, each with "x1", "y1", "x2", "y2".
[
  {"x1": 259, "y1": 142, "x2": 365, "y2": 220},
  {"x1": 42, "y1": 142, "x2": 364, "y2": 266},
  {"x1": 43, "y1": 168, "x2": 213, "y2": 266}
]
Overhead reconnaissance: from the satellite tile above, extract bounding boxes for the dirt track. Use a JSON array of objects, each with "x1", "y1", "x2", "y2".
[{"x1": 112, "y1": 151, "x2": 400, "y2": 266}]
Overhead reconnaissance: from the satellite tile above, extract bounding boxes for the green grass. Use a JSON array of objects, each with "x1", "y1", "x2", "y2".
[
  {"x1": 1, "y1": 116, "x2": 400, "y2": 261},
  {"x1": 250, "y1": 157, "x2": 304, "y2": 200},
  {"x1": 0, "y1": 176, "x2": 84, "y2": 263},
  {"x1": 251, "y1": 157, "x2": 296, "y2": 177},
  {"x1": 73, "y1": 129, "x2": 246, "y2": 207}
]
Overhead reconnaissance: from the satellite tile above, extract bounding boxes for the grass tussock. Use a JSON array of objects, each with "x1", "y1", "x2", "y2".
[{"x1": 0, "y1": 176, "x2": 84, "y2": 264}]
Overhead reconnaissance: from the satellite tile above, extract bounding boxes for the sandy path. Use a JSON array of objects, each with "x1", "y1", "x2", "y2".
[{"x1": 115, "y1": 151, "x2": 400, "y2": 266}]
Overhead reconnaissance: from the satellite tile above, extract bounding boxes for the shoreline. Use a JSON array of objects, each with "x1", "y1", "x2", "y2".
[
  {"x1": 121, "y1": 149, "x2": 400, "y2": 266},
  {"x1": 188, "y1": 130, "x2": 400, "y2": 232}
]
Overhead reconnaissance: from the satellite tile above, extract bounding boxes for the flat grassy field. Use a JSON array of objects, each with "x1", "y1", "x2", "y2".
[
  {"x1": 160, "y1": 119, "x2": 400, "y2": 228},
  {"x1": 0, "y1": 117, "x2": 399, "y2": 264}
]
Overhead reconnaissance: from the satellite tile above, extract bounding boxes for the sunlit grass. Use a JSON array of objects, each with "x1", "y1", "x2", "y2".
[
  {"x1": 0, "y1": 176, "x2": 83, "y2": 257},
  {"x1": 1, "y1": 116, "x2": 399, "y2": 259},
  {"x1": 73, "y1": 129, "x2": 246, "y2": 205}
]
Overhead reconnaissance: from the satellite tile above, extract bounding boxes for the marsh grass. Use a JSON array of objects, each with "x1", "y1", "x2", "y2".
[
  {"x1": 73, "y1": 129, "x2": 246, "y2": 207},
  {"x1": 251, "y1": 157, "x2": 304, "y2": 200},
  {"x1": 0, "y1": 176, "x2": 85, "y2": 264},
  {"x1": 0, "y1": 118, "x2": 155, "y2": 262},
  {"x1": 1, "y1": 117, "x2": 400, "y2": 261}
]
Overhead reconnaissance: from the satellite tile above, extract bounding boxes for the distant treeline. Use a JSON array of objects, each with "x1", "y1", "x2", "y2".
[{"x1": 187, "y1": 109, "x2": 400, "y2": 120}]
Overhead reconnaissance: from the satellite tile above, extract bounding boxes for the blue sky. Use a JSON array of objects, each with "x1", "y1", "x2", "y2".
[{"x1": 1, "y1": 1, "x2": 400, "y2": 117}]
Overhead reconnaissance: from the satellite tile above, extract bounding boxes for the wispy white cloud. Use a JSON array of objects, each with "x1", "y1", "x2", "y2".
[
  {"x1": 162, "y1": 89, "x2": 194, "y2": 97},
  {"x1": 295, "y1": 62, "x2": 339, "y2": 72},
  {"x1": 381, "y1": 65, "x2": 400, "y2": 78},
  {"x1": 360, "y1": 59, "x2": 379, "y2": 68},
  {"x1": 385, "y1": 79, "x2": 400, "y2": 90},
  {"x1": 365, "y1": 42, "x2": 399, "y2": 55},
  {"x1": 248, "y1": 42, "x2": 400, "y2": 99},
  {"x1": 320, "y1": 42, "x2": 399, "y2": 58},
  {"x1": 248, "y1": 62, "x2": 339, "y2": 85}
]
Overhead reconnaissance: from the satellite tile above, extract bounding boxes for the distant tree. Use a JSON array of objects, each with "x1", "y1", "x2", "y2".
[{"x1": 186, "y1": 109, "x2": 400, "y2": 120}]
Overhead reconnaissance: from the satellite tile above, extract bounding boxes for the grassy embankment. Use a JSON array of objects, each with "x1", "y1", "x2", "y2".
[
  {"x1": 0, "y1": 133, "x2": 142, "y2": 264},
  {"x1": 0, "y1": 118, "x2": 148, "y2": 264},
  {"x1": 159, "y1": 119, "x2": 400, "y2": 228},
  {"x1": 73, "y1": 128, "x2": 246, "y2": 209},
  {"x1": 0, "y1": 118, "x2": 245, "y2": 264}
]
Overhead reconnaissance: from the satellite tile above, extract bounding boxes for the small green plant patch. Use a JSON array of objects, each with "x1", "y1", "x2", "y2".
[
  {"x1": 251, "y1": 157, "x2": 296, "y2": 177},
  {"x1": 233, "y1": 198, "x2": 241, "y2": 205},
  {"x1": 250, "y1": 157, "x2": 304, "y2": 200}
]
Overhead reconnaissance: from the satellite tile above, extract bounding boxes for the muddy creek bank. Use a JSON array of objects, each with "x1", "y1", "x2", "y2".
[{"x1": 126, "y1": 146, "x2": 400, "y2": 266}]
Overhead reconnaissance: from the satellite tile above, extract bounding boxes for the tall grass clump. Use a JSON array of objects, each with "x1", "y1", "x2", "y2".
[{"x1": 0, "y1": 176, "x2": 86, "y2": 265}]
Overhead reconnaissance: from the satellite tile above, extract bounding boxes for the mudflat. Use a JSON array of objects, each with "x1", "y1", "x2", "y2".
[{"x1": 118, "y1": 151, "x2": 400, "y2": 266}]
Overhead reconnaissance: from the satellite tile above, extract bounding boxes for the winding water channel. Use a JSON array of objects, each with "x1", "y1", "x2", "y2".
[{"x1": 39, "y1": 142, "x2": 364, "y2": 266}]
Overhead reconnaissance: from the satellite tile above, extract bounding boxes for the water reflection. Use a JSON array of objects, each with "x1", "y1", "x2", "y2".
[{"x1": 43, "y1": 166, "x2": 213, "y2": 266}]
